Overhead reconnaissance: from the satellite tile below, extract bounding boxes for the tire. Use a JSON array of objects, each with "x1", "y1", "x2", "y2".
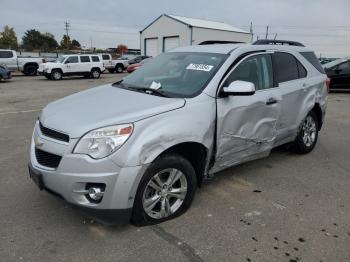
[
  {"x1": 50, "y1": 70, "x2": 62, "y2": 80},
  {"x1": 132, "y1": 154, "x2": 197, "y2": 226},
  {"x1": 24, "y1": 64, "x2": 38, "y2": 76},
  {"x1": 292, "y1": 111, "x2": 319, "y2": 154},
  {"x1": 116, "y1": 64, "x2": 124, "y2": 73},
  {"x1": 108, "y1": 69, "x2": 115, "y2": 73},
  {"x1": 91, "y1": 68, "x2": 100, "y2": 79}
]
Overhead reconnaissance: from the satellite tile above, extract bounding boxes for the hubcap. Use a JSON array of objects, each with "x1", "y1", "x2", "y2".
[
  {"x1": 53, "y1": 72, "x2": 60, "y2": 79},
  {"x1": 301, "y1": 115, "x2": 317, "y2": 147},
  {"x1": 92, "y1": 71, "x2": 99, "y2": 78},
  {"x1": 142, "y1": 168, "x2": 187, "y2": 219}
]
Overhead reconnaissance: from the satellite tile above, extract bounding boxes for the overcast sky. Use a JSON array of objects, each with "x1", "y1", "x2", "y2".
[{"x1": 1, "y1": 0, "x2": 349, "y2": 57}]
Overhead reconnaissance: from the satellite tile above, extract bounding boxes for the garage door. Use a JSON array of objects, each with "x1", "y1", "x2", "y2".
[
  {"x1": 164, "y1": 36, "x2": 180, "y2": 52},
  {"x1": 145, "y1": 38, "x2": 158, "y2": 57}
]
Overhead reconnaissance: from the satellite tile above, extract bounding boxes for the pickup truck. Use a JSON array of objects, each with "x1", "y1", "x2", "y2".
[
  {"x1": 108, "y1": 56, "x2": 130, "y2": 73},
  {"x1": 0, "y1": 49, "x2": 45, "y2": 76}
]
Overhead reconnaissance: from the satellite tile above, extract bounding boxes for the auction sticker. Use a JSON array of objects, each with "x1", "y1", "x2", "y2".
[{"x1": 186, "y1": 63, "x2": 214, "y2": 72}]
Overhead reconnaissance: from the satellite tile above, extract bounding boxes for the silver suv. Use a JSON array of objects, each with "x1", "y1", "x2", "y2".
[{"x1": 29, "y1": 41, "x2": 328, "y2": 225}]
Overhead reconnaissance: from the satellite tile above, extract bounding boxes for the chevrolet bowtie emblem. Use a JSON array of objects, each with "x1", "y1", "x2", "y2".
[{"x1": 34, "y1": 137, "x2": 44, "y2": 147}]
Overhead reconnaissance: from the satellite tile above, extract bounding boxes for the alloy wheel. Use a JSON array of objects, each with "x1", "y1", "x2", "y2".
[
  {"x1": 142, "y1": 168, "x2": 188, "y2": 219},
  {"x1": 301, "y1": 115, "x2": 317, "y2": 147}
]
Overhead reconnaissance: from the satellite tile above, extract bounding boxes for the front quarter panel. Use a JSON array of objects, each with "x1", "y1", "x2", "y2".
[{"x1": 110, "y1": 94, "x2": 216, "y2": 167}]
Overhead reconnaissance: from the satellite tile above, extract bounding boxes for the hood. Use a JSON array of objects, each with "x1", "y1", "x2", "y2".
[{"x1": 40, "y1": 84, "x2": 185, "y2": 138}]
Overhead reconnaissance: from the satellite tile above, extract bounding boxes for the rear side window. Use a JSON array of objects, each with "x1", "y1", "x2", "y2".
[
  {"x1": 297, "y1": 60, "x2": 307, "y2": 78},
  {"x1": 273, "y1": 52, "x2": 299, "y2": 83},
  {"x1": 0, "y1": 51, "x2": 14, "y2": 58},
  {"x1": 300, "y1": 51, "x2": 325, "y2": 74},
  {"x1": 102, "y1": 54, "x2": 110, "y2": 60},
  {"x1": 91, "y1": 56, "x2": 100, "y2": 62},
  {"x1": 80, "y1": 56, "x2": 90, "y2": 63}
]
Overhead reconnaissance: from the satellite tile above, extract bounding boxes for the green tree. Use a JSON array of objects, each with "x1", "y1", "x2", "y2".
[
  {"x1": 22, "y1": 29, "x2": 43, "y2": 50},
  {"x1": 41, "y1": 32, "x2": 59, "y2": 51},
  {"x1": 71, "y1": 39, "x2": 81, "y2": 49},
  {"x1": 60, "y1": 35, "x2": 71, "y2": 50},
  {"x1": 0, "y1": 25, "x2": 18, "y2": 49}
]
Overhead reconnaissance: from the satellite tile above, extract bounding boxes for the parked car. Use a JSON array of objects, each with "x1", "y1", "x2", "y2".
[
  {"x1": 128, "y1": 55, "x2": 151, "y2": 65},
  {"x1": 29, "y1": 40, "x2": 327, "y2": 225},
  {"x1": 0, "y1": 64, "x2": 12, "y2": 81},
  {"x1": 127, "y1": 58, "x2": 152, "y2": 73},
  {"x1": 37, "y1": 54, "x2": 105, "y2": 80},
  {"x1": 323, "y1": 58, "x2": 350, "y2": 90},
  {"x1": 0, "y1": 49, "x2": 45, "y2": 76},
  {"x1": 107, "y1": 57, "x2": 130, "y2": 73}
]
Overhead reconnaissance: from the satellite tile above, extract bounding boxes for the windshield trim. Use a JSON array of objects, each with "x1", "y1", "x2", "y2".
[{"x1": 113, "y1": 52, "x2": 229, "y2": 98}]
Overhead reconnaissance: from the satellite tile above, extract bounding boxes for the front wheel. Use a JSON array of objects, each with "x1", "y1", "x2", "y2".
[
  {"x1": 116, "y1": 64, "x2": 124, "y2": 73},
  {"x1": 292, "y1": 111, "x2": 319, "y2": 154},
  {"x1": 132, "y1": 154, "x2": 197, "y2": 226},
  {"x1": 50, "y1": 70, "x2": 62, "y2": 80}
]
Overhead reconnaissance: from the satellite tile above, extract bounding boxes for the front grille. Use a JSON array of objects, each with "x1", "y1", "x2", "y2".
[
  {"x1": 39, "y1": 122, "x2": 69, "y2": 143},
  {"x1": 35, "y1": 148, "x2": 62, "y2": 169}
]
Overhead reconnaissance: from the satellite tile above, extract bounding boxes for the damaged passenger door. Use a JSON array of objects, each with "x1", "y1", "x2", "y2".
[{"x1": 211, "y1": 53, "x2": 282, "y2": 173}]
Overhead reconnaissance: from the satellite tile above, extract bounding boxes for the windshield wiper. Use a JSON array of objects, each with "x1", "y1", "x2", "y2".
[
  {"x1": 136, "y1": 87, "x2": 169, "y2": 97},
  {"x1": 113, "y1": 81, "x2": 169, "y2": 97}
]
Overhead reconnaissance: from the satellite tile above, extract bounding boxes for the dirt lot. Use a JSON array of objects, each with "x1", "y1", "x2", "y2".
[{"x1": 0, "y1": 74, "x2": 349, "y2": 262}]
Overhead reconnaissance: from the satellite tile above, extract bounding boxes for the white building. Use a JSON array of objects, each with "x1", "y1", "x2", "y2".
[{"x1": 140, "y1": 14, "x2": 252, "y2": 57}]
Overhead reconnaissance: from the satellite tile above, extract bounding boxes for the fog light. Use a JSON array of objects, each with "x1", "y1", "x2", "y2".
[{"x1": 85, "y1": 183, "x2": 105, "y2": 203}]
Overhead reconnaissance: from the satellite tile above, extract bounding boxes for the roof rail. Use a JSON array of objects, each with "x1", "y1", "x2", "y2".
[
  {"x1": 252, "y1": 39, "x2": 305, "y2": 47},
  {"x1": 198, "y1": 40, "x2": 244, "y2": 45}
]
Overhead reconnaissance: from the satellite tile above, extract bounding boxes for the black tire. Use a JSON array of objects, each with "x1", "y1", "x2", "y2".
[
  {"x1": 132, "y1": 154, "x2": 197, "y2": 226},
  {"x1": 24, "y1": 64, "x2": 38, "y2": 76},
  {"x1": 50, "y1": 69, "x2": 62, "y2": 80},
  {"x1": 108, "y1": 69, "x2": 115, "y2": 73},
  {"x1": 292, "y1": 111, "x2": 319, "y2": 154},
  {"x1": 91, "y1": 68, "x2": 101, "y2": 79},
  {"x1": 115, "y1": 64, "x2": 124, "y2": 73}
]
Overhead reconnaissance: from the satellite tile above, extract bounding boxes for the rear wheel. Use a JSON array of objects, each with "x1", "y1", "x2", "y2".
[
  {"x1": 24, "y1": 64, "x2": 38, "y2": 76},
  {"x1": 91, "y1": 68, "x2": 100, "y2": 79},
  {"x1": 116, "y1": 64, "x2": 124, "y2": 73},
  {"x1": 132, "y1": 154, "x2": 197, "y2": 226},
  {"x1": 292, "y1": 111, "x2": 318, "y2": 154},
  {"x1": 50, "y1": 70, "x2": 62, "y2": 80}
]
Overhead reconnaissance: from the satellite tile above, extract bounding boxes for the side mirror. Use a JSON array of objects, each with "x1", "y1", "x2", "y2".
[
  {"x1": 64, "y1": 60, "x2": 70, "y2": 64},
  {"x1": 222, "y1": 80, "x2": 255, "y2": 96}
]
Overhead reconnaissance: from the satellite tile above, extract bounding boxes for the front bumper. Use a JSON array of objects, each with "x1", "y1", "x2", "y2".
[{"x1": 29, "y1": 121, "x2": 149, "y2": 224}]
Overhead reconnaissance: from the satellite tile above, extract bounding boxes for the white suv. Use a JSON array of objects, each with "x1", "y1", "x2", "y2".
[{"x1": 38, "y1": 54, "x2": 105, "y2": 80}]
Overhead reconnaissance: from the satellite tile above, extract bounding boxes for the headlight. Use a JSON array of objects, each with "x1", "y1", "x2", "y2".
[{"x1": 73, "y1": 124, "x2": 133, "y2": 159}]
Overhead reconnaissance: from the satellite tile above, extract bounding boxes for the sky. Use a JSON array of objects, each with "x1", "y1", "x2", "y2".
[{"x1": 1, "y1": 0, "x2": 349, "y2": 57}]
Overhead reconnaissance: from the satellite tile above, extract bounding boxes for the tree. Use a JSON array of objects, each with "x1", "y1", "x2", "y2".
[
  {"x1": 22, "y1": 29, "x2": 43, "y2": 50},
  {"x1": 0, "y1": 25, "x2": 18, "y2": 49},
  {"x1": 71, "y1": 39, "x2": 81, "y2": 49},
  {"x1": 22, "y1": 30, "x2": 58, "y2": 51},
  {"x1": 116, "y1": 44, "x2": 128, "y2": 55},
  {"x1": 60, "y1": 35, "x2": 71, "y2": 50}
]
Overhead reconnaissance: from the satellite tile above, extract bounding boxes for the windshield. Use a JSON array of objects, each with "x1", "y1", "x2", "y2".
[
  {"x1": 117, "y1": 52, "x2": 227, "y2": 97},
  {"x1": 56, "y1": 56, "x2": 66, "y2": 63},
  {"x1": 323, "y1": 58, "x2": 347, "y2": 69}
]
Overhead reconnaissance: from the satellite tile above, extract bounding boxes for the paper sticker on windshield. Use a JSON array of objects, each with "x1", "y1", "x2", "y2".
[{"x1": 186, "y1": 63, "x2": 214, "y2": 72}]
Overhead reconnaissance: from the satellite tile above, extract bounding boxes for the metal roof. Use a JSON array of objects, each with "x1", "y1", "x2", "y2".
[
  {"x1": 140, "y1": 14, "x2": 250, "y2": 34},
  {"x1": 167, "y1": 14, "x2": 250, "y2": 34}
]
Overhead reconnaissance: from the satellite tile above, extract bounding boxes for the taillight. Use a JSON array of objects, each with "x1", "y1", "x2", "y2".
[{"x1": 326, "y1": 78, "x2": 330, "y2": 93}]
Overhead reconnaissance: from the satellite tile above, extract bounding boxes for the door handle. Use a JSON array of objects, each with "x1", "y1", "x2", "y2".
[{"x1": 266, "y1": 98, "x2": 278, "y2": 105}]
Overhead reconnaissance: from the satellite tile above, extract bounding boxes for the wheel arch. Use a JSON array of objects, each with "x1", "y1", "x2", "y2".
[
  {"x1": 311, "y1": 103, "x2": 323, "y2": 130},
  {"x1": 154, "y1": 142, "x2": 209, "y2": 186}
]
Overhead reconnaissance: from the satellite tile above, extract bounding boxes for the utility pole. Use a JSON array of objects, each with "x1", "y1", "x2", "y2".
[
  {"x1": 250, "y1": 22, "x2": 253, "y2": 43},
  {"x1": 64, "y1": 21, "x2": 70, "y2": 49},
  {"x1": 274, "y1": 33, "x2": 278, "y2": 40},
  {"x1": 265, "y1": 25, "x2": 269, "y2": 39}
]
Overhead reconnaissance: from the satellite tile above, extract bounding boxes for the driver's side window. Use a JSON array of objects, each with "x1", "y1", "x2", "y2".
[
  {"x1": 65, "y1": 56, "x2": 78, "y2": 64},
  {"x1": 224, "y1": 54, "x2": 273, "y2": 91}
]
